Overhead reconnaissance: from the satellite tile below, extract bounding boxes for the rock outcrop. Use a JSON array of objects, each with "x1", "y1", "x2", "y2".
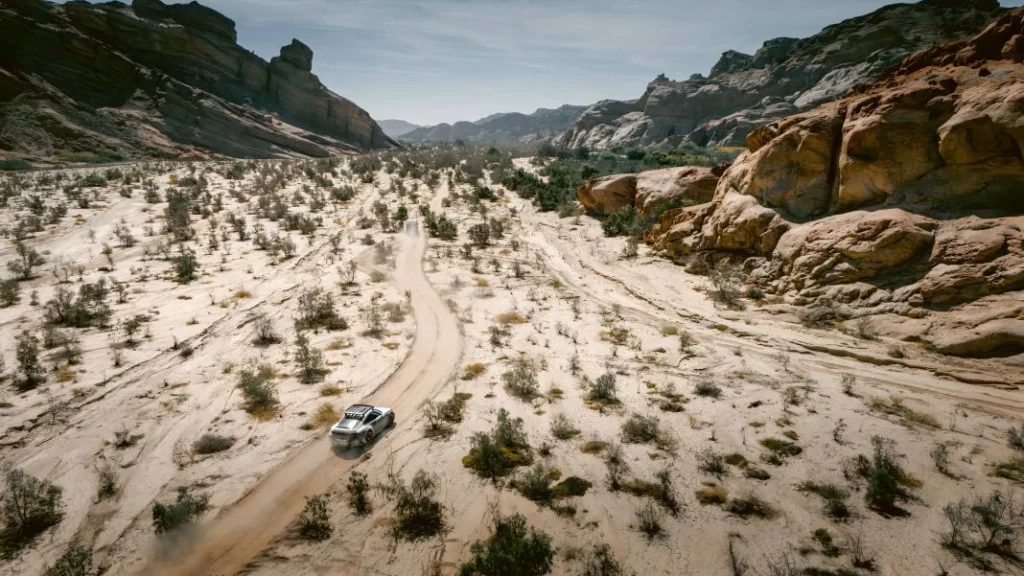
[
  {"x1": 555, "y1": 0, "x2": 1004, "y2": 151},
  {"x1": 402, "y1": 105, "x2": 588, "y2": 144},
  {"x1": 0, "y1": 0, "x2": 396, "y2": 160},
  {"x1": 578, "y1": 166, "x2": 721, "y2": 217},
  {"x1": 644, "y1": 7, "x2": 1024, "y2": 360}
]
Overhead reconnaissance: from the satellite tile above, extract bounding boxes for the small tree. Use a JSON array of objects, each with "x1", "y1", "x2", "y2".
[
  {"x1": 0, "y1": 467, "x2": 64, "y2": 558},
  {"x1": 376, "y1": 469, "x2": 446, "y2": 541},
  {"x1": 362, "y1": 294, "x2": 384, "y2": 338},
  {"x1": 15, "y1": 331, "x2": 44, "y2": 390},
  {"x1": 297, "y1": 494, "x2": 333, "y2": 541},
  {"x1": 174, "y1": 246, "x2": 197, "y2": 284},
  {"x1": 865, "y1": 436, "x2": 915, "y2": 515},
  {"x1": 0, "y1": 279, "x2": 20, "y2": 307},
  {"x1": 253, "y1": 314, "x2": 281, "y2": 346},
  {"x1": 294, "y1": 332, "x2": 326, "y2": 384},
  {"x1": 468, "y1": 223, "x2": 490, "y2": 248},
  {"x1": 7, "y1": 241, "x2": 45, "y2": 280}
]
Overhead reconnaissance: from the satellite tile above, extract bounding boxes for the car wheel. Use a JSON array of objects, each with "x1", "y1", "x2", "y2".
[
  {"x1": 363, "y1": 429, "x2": 375, "y2": 446},
  {"x1": 388, "y1": 413, "x2": 395, "y2": 428}
]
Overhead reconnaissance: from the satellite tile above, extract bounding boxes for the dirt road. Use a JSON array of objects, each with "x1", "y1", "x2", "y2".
[{"x1": 151, "y1": 216, "x2": 463, "y2": 576}]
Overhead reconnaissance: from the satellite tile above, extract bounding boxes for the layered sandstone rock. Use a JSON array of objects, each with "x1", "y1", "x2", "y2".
[
  {"x1": 645, "y1": 8, "x2": 1024, "y2": 359},
  {"x1": 555, "y1": 0, "x2": 1004, "y2": 151},
  {"x1": 0, "y1": 0, "x2": 396, "y2": 160},
  {"x1": 577, "y1": 166, "x2": 720, "y2": 217}
]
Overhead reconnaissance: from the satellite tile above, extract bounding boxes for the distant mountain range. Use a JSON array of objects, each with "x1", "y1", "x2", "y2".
[
  {"x1": 555, "y1": 0, "x2": 1005, "y2": 150},
  {"x1": 378, "y1": 119, "x2": 421, "y2": 138},
  {"x1": 400, "y1": 105, "x2": 588, "y2": 144}
]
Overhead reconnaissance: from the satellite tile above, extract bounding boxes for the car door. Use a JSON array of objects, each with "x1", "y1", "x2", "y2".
[{"x1": 366, "y1": 410, "x2": 383, "y2": 433}]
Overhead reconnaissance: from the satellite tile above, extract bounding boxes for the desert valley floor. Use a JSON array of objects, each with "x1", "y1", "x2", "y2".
[{"x1": 1, "y1": 156, "x2": 1022, "y2": 576}]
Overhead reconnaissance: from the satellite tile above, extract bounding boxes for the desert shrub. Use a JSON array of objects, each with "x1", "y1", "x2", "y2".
[
  {"x1": 297, "y1": 494, "x2": 333, "y2": 541},
  {"x1": 621, "y1": 414, "x2": 661, "y2": 445},
  {"x1": 797, "y1": 482, "x2": 851, "y2": 521},
  {"x1": 725, "y1": 495, "x2": 776, "y2": 519},
  {"x1": 44, "y1": 544, "x2": 93, "y2": 576},
  {"x1": 942, "y1": 489, "x2": 1024, "y2": 571},
  {"x1": 601, "y1": 207, "x2": 640, "y2": 237},
  {"x1": 502, "y1": 362, "x2": 539, "y2": 400},
  {"x1": 707, "y1": 261, "x2": 745, "y2": 304},
  {"x1": 514, "y1": 465, "x2": 556, "y2": 504},
  {"x1": 7, "y1": 241, "x2": 46, "y2": 280},
  {"x1": 294, "y1": 332, "x2": 326, "y2": 384},
  {"x1": 623, "y1": 467, "x2": 680, "y2": 515},
  {"x1": 151, "y1": 487, "x2": 209, "y2": 534},
  {"x1": 459, "y1": 513, "x2": 554, "y2": 576},
  {"x1": 15, "y1": 331, "x2": 45, "y2": 390},
  {"x1": 697, "y1": 448, "x2": 728, "y2": 478},
  {"x1": 237, "y1": 363, "x2": 279, "y2": 416},
  {"x1": 634, "y1": 501, "x2": 664, "y2": 541},
  {"x1": 1009, "y1": 425, "x2": 1024, "y2": 451},
  {"x1": 173, "y1": 246, "x2": 197, "y2": 284},
  {"x1": 377, "y1": 469, "x2": 445, "y2": 541},
  {"x1": 252, "y1": 314, "x2": 281, "y2": 346},
  {"x1": 346, "y1": 472, "x2": 372, "y2": 516},
  {"x1": 604, "y1": 443, "x2": 629, "y2": 491},
  {"x1": 550, "y1": 413, "x2": 580, "y2": 440},
  {"x1": 192, "y1": 434, "x2": 234, "y2": 455},
  {"x1": 863, "y1": 437, "x2": 916, "y2": 516},
  {"x1": 97, "y1": 464, "x2": 117, "y2": 500},
  {"x1": 0, "y1": 279, "x2": 19, "y2": 307},
  {"x1": 43, "y1": 280, "x2": 111, "y2": 328},
  {"x1": 695, "y1": 484, "x2": 728, "y2": 505},
  {"x1": 462, "y1": 363, "x2": 486, "y2": 380},
  {"x1": 588, "y1": 373, "x2": 619, "y2": 404},
  {"x1": 994, "y1": 456, "x2": 1024, "y2": 483},
  {"x1": 423, "y1": 392, "x2": 472, "y2": 439},
  {"x1": 295, "y1": 287, "x2": 347, "y2": 331},
  {"x1": 0, "y1": 468, "x2": 64, "y2": 558},
  {"x1": 745, "y1": 467, "x2": 771, "y2": 481},
  {"x1": 694, "y1": 377, "x2": 722, "y2": 398},
  {"x1": 463, "y1": 409, "x2": 532, "y2": 479},
  {"x1": 759, "y1": 438, "x2": 803, "y2": 464},
  {"x1": 580, "y1": 544, "x2": 623, "y2": 576}
]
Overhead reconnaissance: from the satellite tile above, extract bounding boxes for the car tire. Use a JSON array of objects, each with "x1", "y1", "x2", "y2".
[
  {"x1": 388, "y1": 413, "x2": 395, "y2": 428},
  {"x1": 363, "y1": 429, "x2": 374, "y2": 446}
]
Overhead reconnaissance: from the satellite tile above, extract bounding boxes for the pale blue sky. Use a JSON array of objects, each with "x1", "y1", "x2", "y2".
[{"x1": 142, "y1": 1, "x2": 1024, "y2": 124}]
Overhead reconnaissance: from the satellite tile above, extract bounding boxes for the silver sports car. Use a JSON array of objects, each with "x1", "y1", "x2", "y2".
[{"x1": 329, "y1": 404, "x2": 395, "y2": 447}]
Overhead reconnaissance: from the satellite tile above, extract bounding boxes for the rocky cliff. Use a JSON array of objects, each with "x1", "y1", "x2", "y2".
[
  {"x1": 639, "y1": 8, "x2": 1024, "y2": 360},
  {"x1": 556, "y1": 0, "x2": 1005, "y2": 151},
  {"x1": 0, "y1": 0, "x2": 397, "y2": 160},
  {"x1": 402, "y1": 104, "x2": 588, "y2": 144}
]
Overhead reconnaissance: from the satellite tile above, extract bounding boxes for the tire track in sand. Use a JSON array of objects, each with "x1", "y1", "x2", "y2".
[{"x1": 149, "y1": 214, "x2": 463, "y2": 576}]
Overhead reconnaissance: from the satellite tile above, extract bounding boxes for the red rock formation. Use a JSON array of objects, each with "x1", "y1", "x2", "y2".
[{"x1": 0, "y1": 0, "x2": 397, "y2": 159}]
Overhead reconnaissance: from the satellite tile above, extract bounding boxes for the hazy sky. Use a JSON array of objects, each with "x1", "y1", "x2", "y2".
[{"x1": 184, "y1": 1, "x2": 1019, "y2": 124}]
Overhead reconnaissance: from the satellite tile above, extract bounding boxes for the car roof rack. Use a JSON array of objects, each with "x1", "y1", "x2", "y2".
[{"x1": 345, "y1": 404, "x2": 373, "y2": 417}]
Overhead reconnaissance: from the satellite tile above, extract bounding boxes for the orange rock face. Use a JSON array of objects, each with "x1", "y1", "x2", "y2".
[{"x1": 645, "y1": 9, "x2": 1024, "y2": 358}]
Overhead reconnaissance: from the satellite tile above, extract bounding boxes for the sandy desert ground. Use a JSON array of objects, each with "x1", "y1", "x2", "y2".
[{"x1": 1, "y1": 154, "x2": 1023, "y2": 576}]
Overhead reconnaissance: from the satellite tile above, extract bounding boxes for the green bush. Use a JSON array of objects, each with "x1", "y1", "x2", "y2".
[
  {"x1": 0, "y1": 468, "x2": 64, "y2": 558},
  {"x1": 0, "y1": 159, "x2": 32, "y2": 172},
  {"x1": 725, "y1": 495, "x2": 777, "y2": 519},
  {"x1": 377, "y1": 469, "x2": 445, "y2": 541},
  {"x1": 151, "y1": 487, "x2": 209, "y2": 534},
  {"x1": 463, "y1": 409, "x2": 532, "y2": 479},
  {"x1": 192, "y1": 434, "x2": 234, "y2": 455},
  {"x1": 601, "y1": 207, "x2": 639, "y2": 237},
  {"x1": 863, "y1": 437, "x2": 916, "y2": 515},
  {"x1": 237, "y1": 363, "x2": 279, "y2": 416},
  {"x1": 297, "y1": 494, "x2": 333, "y2": 541},
  {"x1": 44, "y1": 544, "x2": 92, "y2": 576},
  {"x1": 459, "y1": 513, "x2": 554, "y2": 576},
  {"x1": 346, "y1": 472, "x2": 372, "y2": 516}
]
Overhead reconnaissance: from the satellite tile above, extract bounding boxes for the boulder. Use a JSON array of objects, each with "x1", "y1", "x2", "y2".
[
  {"x1": 577, "y1": 174, "x2": 637, "y2": 216},
  {"x1": 634, "y1": 166, "x2": 719, "y2": 218},
  {"x1": 931, "y1": 319, "x2": 1024, "y2": 358}
]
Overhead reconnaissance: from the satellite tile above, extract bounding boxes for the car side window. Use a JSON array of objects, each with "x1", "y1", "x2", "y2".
[{"x1": 366, "y1": 411, "x2": 380, "y2": 422}]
